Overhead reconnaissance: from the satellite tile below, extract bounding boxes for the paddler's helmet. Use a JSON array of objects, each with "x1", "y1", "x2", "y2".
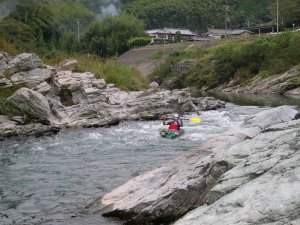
[{"x1": 173, "y1": 113, "x2": 180, "y2": 119}]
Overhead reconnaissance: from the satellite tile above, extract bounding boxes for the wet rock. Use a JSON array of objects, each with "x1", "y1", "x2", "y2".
[
  {"x1": 88, "y1": 106, "x2": 299, "y2": 225},
  {"x1": 0, "y1": 122, "x2": 61, "y2": 138},
  {"x1": 192, "y1": 97, "x2": 226, "y2": 111}
]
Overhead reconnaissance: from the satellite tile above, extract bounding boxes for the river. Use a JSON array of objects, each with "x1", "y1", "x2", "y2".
[{"x1": 0, "y1": 103, "x2": 282, "y2": 225}]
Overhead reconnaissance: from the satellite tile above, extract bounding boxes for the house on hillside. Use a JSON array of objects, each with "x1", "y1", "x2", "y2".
[
  {"x1": 146, "y1": 28, "x2": 197, "y2": 43},
  {"x1": 205, "y1": 28, "x2": 254, "y2": 39}
]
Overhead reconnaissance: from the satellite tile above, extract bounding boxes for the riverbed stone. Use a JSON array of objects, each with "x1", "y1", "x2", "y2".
[{"x1": 88, "y1": 106, "x2": 299, "y2": 225}]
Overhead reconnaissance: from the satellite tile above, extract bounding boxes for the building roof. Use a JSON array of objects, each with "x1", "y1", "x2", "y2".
[
  {"x1": 146, "y1": 28, "x2": 197, "y2": 36},
  {"x1": 206, "y1": 29, "x2": 254, "y2": 35}
]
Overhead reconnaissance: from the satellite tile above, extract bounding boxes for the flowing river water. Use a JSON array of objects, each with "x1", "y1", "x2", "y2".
[{"x1": 0, "y1": 100, "x2": 293, "y2": 225}]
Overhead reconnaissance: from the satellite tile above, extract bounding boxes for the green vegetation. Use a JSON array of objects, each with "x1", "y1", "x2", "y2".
[
  {"x1": 75, "y1": 55, "x2": 148, "y2": 91},
  {"x1": 122, "y1": 0, "x2": 299, "y2": 32},
  {"x1": 150, "y1": 33, "x2": 300, "y2": 89},
  {"x1": 128, "y1": 37, "x2": 151, "y2": 48},
  {"x1": 0, "y1": 1, "x2": 148, "y2": 91},
  {"x1": 83, "y1": 14, "x2": 146, "y2": 57}
]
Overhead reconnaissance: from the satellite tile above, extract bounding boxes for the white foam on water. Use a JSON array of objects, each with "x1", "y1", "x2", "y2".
[{"x1": 87, "y1": 133, "x2": 103, "y2": 140}]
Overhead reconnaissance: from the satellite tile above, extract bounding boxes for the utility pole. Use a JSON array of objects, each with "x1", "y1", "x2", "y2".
[
  {"x1": 276, "y1": 0, "x2": 279, "y2": 34},
  {"x1": 77, "y1": 20, "x2": 80, "y2": 43},
  {"x1": 224, "y1": 5, "x2": 230, "y2": 37},
  {"x1": 224, "y1": 6, "x2": 228, "y2": 36}
]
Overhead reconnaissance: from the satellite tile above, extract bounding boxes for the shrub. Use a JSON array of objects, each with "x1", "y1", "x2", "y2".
[{"x1": 128, "y1": 37, "x2": 151, "y2": 48}]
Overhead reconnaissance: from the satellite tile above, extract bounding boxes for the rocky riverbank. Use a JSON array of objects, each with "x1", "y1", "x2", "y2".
[
  {"x1": 213, "y1": 64, "x2": 300, "y2": 96},
  {"x1": 88, "y1": 105, "x2": 300, "y2": 225},
  {"x1": 0, "y1": 52, "x2": 225, "y2": 138}
]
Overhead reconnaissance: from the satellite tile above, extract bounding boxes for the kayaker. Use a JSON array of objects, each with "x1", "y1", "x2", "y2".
[{"x1": 163, "y1": 114, "x2": 183, "y2": 131}]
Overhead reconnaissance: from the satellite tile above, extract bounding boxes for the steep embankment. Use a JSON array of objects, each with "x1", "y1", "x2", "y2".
[
  {"x1": 118, "y1": 43, "x2": 191, "y2": 76},
  {"x1": 118, "y1": 41, "x2": 228, "y2": 76}
]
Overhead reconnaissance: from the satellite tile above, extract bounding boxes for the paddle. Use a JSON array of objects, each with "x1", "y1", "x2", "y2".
[{"x1": 165, "y1": 117, "x2": 202, "y2": 123}]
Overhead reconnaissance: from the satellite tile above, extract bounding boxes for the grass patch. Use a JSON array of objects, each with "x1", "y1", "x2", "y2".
[
  {"x1": 0, "y1": 35, "x2": 20, "y2": 56},
  {"x1": 148, "y1": 50, "x2": 165, "y2": 60},
  {"x1": 0, "y1": 98, "x2": 38, "y2": 123},
  {"x1": 0, "y1": 83, "x2": 26, "y2": 99}
]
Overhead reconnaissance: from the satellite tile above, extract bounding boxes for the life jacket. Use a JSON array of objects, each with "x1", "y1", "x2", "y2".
[{"x1": 169, "y1": 121, "x2": 180, "y2": 130}]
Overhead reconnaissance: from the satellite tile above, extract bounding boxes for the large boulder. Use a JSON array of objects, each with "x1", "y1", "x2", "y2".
[
  {"x1": 8, "y1": 87, "x2": 52, "y2": 121},
  {"x1": 87, "y1": 106, "x2": 299, "y2": 225},
  {"x1": 174, "y1": 119, "x2": 300, "y2": 225}
]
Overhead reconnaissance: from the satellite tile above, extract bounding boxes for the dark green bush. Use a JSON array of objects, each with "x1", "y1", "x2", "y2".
[{"x1": 128, "y1": 37, "x2": 151, "y2": 48}]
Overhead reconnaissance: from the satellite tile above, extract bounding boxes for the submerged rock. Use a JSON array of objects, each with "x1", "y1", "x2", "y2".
[{"x1": 87, "y1": 106, "x2": 299, "y2": 225}]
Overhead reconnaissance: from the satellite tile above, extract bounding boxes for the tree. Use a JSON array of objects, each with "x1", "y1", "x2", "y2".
[
  {"x1": 269, "y1": 0, "x2": 300, "y2": 27},
  {"x1": 9, "y1": 0, "x2": 58, "y2": 42},
  {"x1": 84, "y1": 14, "x2": 145, "y2": 57}
]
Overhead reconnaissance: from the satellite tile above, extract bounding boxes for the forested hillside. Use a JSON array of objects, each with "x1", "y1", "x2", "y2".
[{"x1": 122, "y1": 0, "x2": 300, "y2": 31}]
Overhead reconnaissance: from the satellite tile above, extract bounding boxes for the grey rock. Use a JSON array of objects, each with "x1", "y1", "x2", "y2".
[
  {"x1": 88, "y1": 106, "x2": 299, "y2": 225},
  {"x1": 8, "y1": 87, "x2": 51, "y2": 120},
  {"x1": 56, "y1": 59, "x2": 78, "y2": 71},
  {"x1": 0, "y1": 52, "x2": 9, "y2": 77},
  {"x1": 32, "y1": 81, "x2": 52, "y2": 94},
  {"x1": 0, "y1": 122, "x2": 60, "y2": 138},
  {"x1": 285, "y1": 87, "x2": 300, "y2": 96},
  {"x1": 0, "y1": 77, "x2": 12, "y2": 87},
  {"x1": 214, "y1": 65, "x2": 300, "y2": 95},
  {"x1": 11, "y1": 116, "x2": 25, "y2": 125},
  {"x1": 174, "y1": 119, "x2": 300, "y2": 225},
  {"x1": 149, "y1": 81, "x2": 159, "y2": 88},
  {"x1": 6, "y1": 53, "x2": 44, "y2": 75},
  {"x1": 10, "y1": 68, "x2": 52, "y2": 87},
  {"x1": 192, "y1": 97, "x2": 226, "y2": 111}
]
